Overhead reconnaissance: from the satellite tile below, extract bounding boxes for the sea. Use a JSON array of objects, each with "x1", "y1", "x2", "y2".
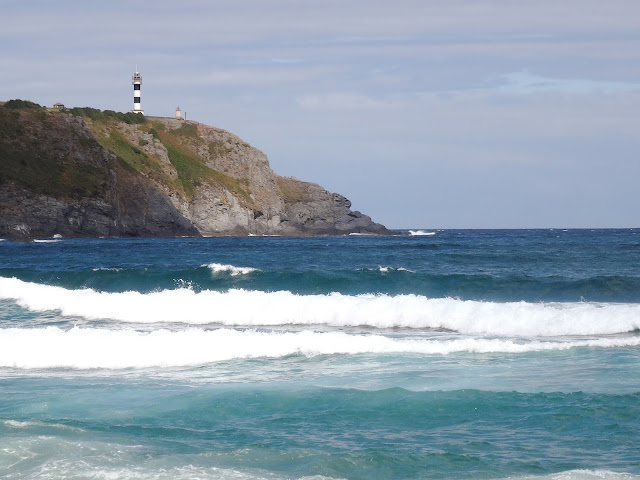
[{"x1": 0, "y1": 229, "x2": 639, "y2": 480}]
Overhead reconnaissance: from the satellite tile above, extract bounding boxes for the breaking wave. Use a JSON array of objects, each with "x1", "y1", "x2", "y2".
[
  {"x1": 2, "y1": 327, "x2": 639, "y2": 369},
  {"x1": 1, "y1": 278, "x2": 639, "y2": 336},
  {"x1": 502, "y1": 470, "x2": 640, "y2": 480},
  {"x1": 367, "y1": 266, "x2": 414, "y2": 273},
  {"x1": 0, "y1": 419, "x2": 83, "y2": 432},
  {"x1": 204, "y1": 263, "x2": 259, "y2": 276}
]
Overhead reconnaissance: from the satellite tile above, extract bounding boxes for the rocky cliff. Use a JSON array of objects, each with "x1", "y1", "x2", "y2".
[{"x1": 0, "y1": 101, "x2": 388, "y2": 239}]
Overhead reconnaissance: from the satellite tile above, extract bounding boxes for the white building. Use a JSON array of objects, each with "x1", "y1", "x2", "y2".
[{"x1": 132, "y1": 69, "x2": 143, "y2": 114}]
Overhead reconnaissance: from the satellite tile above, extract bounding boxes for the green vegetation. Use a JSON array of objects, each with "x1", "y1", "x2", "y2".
[
  {"x1": 58, "y1": 164, "x2": 108, "y2": 198},
  {"x1": 96, "y1": 131, "x2": 148, "y2": 171},
  {"x1": 0, "y1": 143, "x2": 107, "y2": 199},
  {"x1": 276, "y1": 176, "x2": 310, "y2": 205},
  {"x1": 3, "y1": 99, "x2": 44, "y2": 110},
  {"x1": 158, "y1": 130, "x2": 252, "y2": 202},
  {"x1": 1, "y1": 100, "x2": 48, "y2": 124},
  {"x1": 67, "y1": 107, "x2": 147, "y2": 124},
  {"x1": 0, "y1": 106, "x2": 108, "y2": 199},
  {"x1": 172, "y1": 122, "x2": 199, "y2": 138},
  {"x1": 142, "y1": 120, "x2": 165, "y2": 140},
  {"x1": 0, "y1": 102, "x2": 253, "y2": 205},
  {"x1": 2, "y1": 101, "x2": 145, "y2": 125},
  {"x1": 0, "y1": 108, "x2": 23, "y2": 137},
  {"x1": 96, "y1": 131, "x2": 173, "y2": 188},
  {"x1": 78, "y1": 135, "x2": 100, "y2": 148}
]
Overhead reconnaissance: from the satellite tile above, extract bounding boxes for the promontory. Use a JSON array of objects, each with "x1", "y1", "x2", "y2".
[{"x1": 0, "y1": 100, "x2": 388, "y2": 239}]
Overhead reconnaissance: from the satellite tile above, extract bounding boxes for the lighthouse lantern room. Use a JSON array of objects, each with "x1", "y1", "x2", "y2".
[{"x1": 132, "y1": 69, "x2": 143, "y2": 114}]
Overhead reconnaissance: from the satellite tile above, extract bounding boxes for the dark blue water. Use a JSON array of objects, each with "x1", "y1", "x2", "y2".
[
  {"x1": 0, "y1": 230, "x2": 639, "y2": 479},
  {"x1": 1, "y1": 230, "x2": 639, "y2": 301}
]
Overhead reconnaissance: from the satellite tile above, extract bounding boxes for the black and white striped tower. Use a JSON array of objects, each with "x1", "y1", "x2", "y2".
[{"x1": 132, "y1": 68, "x2": 143, "y2": 114}]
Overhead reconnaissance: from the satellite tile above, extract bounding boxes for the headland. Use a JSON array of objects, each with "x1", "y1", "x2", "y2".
[{"x1": 0, "y1": 100, "x2": 388, "y2": 239}]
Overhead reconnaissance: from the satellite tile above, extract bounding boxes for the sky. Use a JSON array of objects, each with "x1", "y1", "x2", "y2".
[{"x1": 1, "y1": 0, "x2": 639, "y2": 229}]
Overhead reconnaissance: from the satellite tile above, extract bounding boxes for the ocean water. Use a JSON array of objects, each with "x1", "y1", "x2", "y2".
[{"x1": 0, "y1": 229, "x2": 639, "y2": 480}]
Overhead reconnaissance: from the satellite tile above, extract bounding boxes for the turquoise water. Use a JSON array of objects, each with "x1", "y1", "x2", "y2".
[{"x1": 0, "y1": 230, "x2": 639, "y2": 479}]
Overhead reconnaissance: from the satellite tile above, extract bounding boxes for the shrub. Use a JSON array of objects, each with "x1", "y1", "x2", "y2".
[
  {"x1": 173, "y1": 122, "x2": 198, "y2": 138},
  {"x1": 68, "y1": 107, "x2": 146, "y2": 124},
  {"x1": 3, "y1": 99, "x2": 43, "y2": 109}
]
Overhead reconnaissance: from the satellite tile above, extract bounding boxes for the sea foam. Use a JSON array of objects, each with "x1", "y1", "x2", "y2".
[
  {"x1": 504, "y1": 470, "x2": 640, "y2": 480},
  {"x1": 204, "y1": 263, "x2": 259, "y2": 276},
  {"x1": 1, "y1": 277, "x2": 639, "y2": 336},
  {"x1": 370, "y1": 266, "x2": 414, "y2": 273},
  {"x1": 1, "y1": 327, "x2": 639, "y2": 369}
]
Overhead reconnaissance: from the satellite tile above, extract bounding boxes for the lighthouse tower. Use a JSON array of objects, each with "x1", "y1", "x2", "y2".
[{"x1": 132, "y1": 69, "x2": 143, "y2": 114}]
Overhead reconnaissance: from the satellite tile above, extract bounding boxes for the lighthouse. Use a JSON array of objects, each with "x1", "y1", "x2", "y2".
[{"x1": 132, "y1": 69, "x2": 143, "y2": 114}]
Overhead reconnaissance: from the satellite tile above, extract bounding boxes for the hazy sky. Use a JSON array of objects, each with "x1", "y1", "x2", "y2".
[{"x1": 2, "y1": 0, "x2": 639, "y2": 228}]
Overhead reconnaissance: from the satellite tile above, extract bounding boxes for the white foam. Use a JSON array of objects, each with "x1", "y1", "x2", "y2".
[
  {"x1": 372, "y1": 266, "x2": 414, "y2": 273},
  {"x1": 0, "y1": 278, "x2": 639, "y2": 336},
  {"x1": 408, "y1": 230, "x2": 436, "y2": 236},
  {"x1": 1, "y1": 419, "x2": 83, "y2": 432},
  {"x1": 1, "y1": 327, "x2": 639, "y2": 369},
  {"x1": 2, "y1": 419, "x2": 36, "y2": 428},
  {"x1": 500, "y1": 470, "x2": 640, "y2": 480},
  {"x1": 205, "y1": 263, "x2": 258, "y2": 276},
  {"x1": 32, "y1": 239, "x2": 62, "y2": 243},
  {"x1": 0, "y1": 435, "x2": 280, "y2": 480}
]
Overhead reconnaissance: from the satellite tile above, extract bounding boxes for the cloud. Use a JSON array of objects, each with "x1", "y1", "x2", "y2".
[
  {"x1": 296, "y1": 93, "x2": 404, "y2": 111},
  {"x1": 496, "y1": 71, "x2": 640, "y2": 95},
  {"x1": 206, "y1": 69, "x2": 309, "y2": 87},
  {"x1": 2, "y1": 0, "x2": 639, "y2": 227}
]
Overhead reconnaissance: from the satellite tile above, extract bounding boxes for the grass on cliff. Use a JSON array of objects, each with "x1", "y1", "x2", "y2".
[
  {"x1": 142, "y1": 120, "x2": 165, "y2": 141},
  {"x1": 0, "y1": 108, "x2": 23, "y2": 137},
  {"x1": 2, "y1": 101, "x2": 146, "y2": 126},
  {"x1": 1, "y1": 101, "x2": 254, "y2": 204},
  {"x1": 172, "y1": 122, "x2": 199, "y2": 138},
  {"x1": 68, "y1": 107, "x2": 147, "y2": 125},
  {"x1": 276, "y1": 176, "x2": 311, "y2": 205},
  {"x1": 0, "y1": 105, "x2": 108, "y2": 199},
  {"x1": 87, "y1": 118, "x2": 251, "y2": 202},
  {"x1": 97, "y1": 131, "x2": 150, "y2": 173},
  {"x1": 95, "y1": 130, "x2": 178, "y2": 190},
  {"x1": 0, "y1": 143, "x2": 108, "y2": 199},
  {"x1": 3, "y1": 99, "x2": 44, "y2": 110},
  {"x1": 158, "y1": 130, "x2": 252, "y2": 203}
]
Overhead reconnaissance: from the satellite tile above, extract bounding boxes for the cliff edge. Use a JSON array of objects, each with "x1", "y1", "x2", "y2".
[{"x1": 0, "y1": 101, "x2": 388, "y2": 239}]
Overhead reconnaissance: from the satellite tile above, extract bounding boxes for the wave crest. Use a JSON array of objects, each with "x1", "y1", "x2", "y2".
[
  {"x1": 204, "y1": 263, "x2": 259, "y2": 276},
  {"x1": 2, "y1": 327, "x2": 639, "y2": 369},
  {"x1": 1, "y1": 278, "x2": 639, "y2": 336}
]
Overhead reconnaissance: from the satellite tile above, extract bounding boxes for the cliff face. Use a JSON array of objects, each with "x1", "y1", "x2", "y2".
[{"x1": 0, "y1": 103, "x2": 387, "y2": 238}]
